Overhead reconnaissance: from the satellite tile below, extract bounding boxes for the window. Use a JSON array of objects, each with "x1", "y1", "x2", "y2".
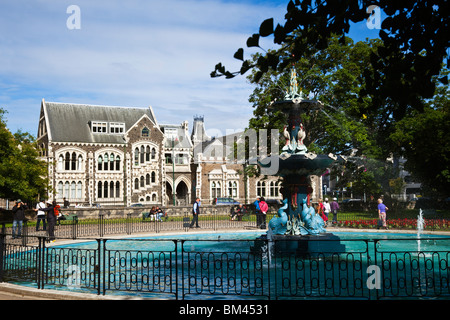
[
  {"x1": 98, "y1": 181, "x2": 102, "y2": 198},
  {"x1": 228, "y1": 181, "x2": 238, "y2": 198},
  {"x1": 115, "y1": 182, "x2": 120, "y2": 198},
  {"x1": 140, "y1": 146, "x2": 145, "y2": 164},
  {"x1": 165, "y1": 153, "x2": 173, "y2": 164},
  {"x1": 270, "y1": 181, "x2": 280, "y2": 197},
  {"x1": 164, "y1": 128, "x2": 177, "y2": 139},
  {"x1": 151, "y1": 171, "x2": 156, "y2": 183},
  {"x1": 134, "y1": 178, "x2": 139, "y2": 190},
  {"x1": 175, "y1": 154, "x2": 188, "y2": 165},
  {"x1": 151, "y1": 148, "x2": 156, "y2": 160},
  {"x1": 257, "y1": 181, "x2": 266, "y2": 197},
  {"x1": 98, "y1": 155, "x2": 103, "y2": 170},
  {"x1": 77, "y1": 182, "x2": 82, "y2": 199},
  {"x1": 92, "y1": 121, "x2": 107, "y2": 133},
  {"x1": 211, "y1": 182, "x2": 221, "y2": 198},
  {"x1": 142, "y1": 127, "x2": 150, "y2": 137},
  {"x1": 146, "y1": 173, "x2": 150, "y2": 185},
  {"x1": 115, "y1": 156, "x2": 120, "y2": 171},
  {"x1": 110, "y1": 122, "x2": 125, "y2": 134},
  {"x1": 103, "y1": 153, "x2": 109, "y2": 170},
  {"x1": 134, "y1": 148, "x2": 139, "y2": 166}
]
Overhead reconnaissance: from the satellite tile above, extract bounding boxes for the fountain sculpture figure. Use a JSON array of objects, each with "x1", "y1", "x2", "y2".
[{"x1": 257, "y1": 66, "x2": 345, "y2": 254}]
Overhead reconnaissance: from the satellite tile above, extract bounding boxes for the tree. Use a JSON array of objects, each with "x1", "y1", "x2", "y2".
[
  {"x1": 390, "y1": 79, "x2": 450, "y2": 197},
  {"x1": 0, "y1": 109, "x2": 48, "y2": 201},
  {"x1": 247, "y1": 34, "x2": 385, "y2": 158},
  {"x1": 211, "y1": 0, "x2": 449, "y2": 123}
]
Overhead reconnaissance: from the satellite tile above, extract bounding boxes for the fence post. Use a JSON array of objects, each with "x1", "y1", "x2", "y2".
[
  {"x1": 0, "y1": 223, "x2": 5, "y2": 282},
  {"x1": 99, "y1": 214, "x2": 104, "y2": 238},
  {"x1": 126, "y1": 213, "x2": 132, "y2": 235}
]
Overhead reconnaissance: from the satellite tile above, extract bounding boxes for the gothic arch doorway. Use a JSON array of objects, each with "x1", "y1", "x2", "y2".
[{"x1": 176, "y1": 180, "x2": 189, "y2": 206}]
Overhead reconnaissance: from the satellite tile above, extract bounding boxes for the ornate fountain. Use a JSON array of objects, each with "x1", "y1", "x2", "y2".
[{"x1": 256, "y1": 67, "x2": 345, "y2": 255}]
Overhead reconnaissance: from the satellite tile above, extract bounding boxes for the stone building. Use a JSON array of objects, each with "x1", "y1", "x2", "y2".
[
  {"x1": 37, "y1": 99, "x2": 166, "y2": 206},
  {"x1": 37, "y1": 100, "x2": 285, "y2": 207},
  {"x1": 190, "y1": 116, "x2": 283, "y2": 205}
]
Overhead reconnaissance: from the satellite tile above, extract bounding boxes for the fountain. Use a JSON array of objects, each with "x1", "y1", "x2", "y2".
[
  {"x1": 254, "y1": 67, "x2": 346, "y2": 256},
  {"x1": 417, "y1": 208, "x2": 424, "y2": 252}
]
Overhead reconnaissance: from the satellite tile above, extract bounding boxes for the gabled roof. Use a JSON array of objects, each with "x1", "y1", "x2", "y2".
[{"x1": 42, "y1": 100, "x2": 157, "y2": 144}]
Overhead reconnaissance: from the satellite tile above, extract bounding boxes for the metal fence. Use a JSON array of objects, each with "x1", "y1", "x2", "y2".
[{"x1": 1, "y1": 230, "x2": 449, "y2": 300}]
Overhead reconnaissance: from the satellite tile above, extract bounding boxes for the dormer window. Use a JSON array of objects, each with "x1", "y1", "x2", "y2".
[
  {"x1": 92, "y1": 121, "x2": 107, "y2": 133},
  {"x1": 110, "y1": 122, "x2": 125, "y2": 134}
]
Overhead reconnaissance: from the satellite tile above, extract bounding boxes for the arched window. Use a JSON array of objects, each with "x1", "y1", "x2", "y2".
[
  {"x1": 103, "y1": 181, "x2": 108, "y2": 198},
  {"x1": 109, "y1": 153, "x2": 115, "y2": 170},
  {"x1": 104, "y1": 153, "x2": 109, "y2": 170},
  {"x1": 140, "y1": 176, "x2": 145, "y2": 188},
  {"x1": 152, "y1": 194, "x2": 157, "y2": 202},
  {"x1": 65, "y1": 152, "x2": 70, "y2": 170},
  {"x1": 146, "y1": 146, "x2": 150, "y2": 162},
  {"x1": 58, "y1": 155, "x2": 64, "y2": 171},
  {"x1": 64, "y1": 181, "x2": 70, "y2": 198},
  {"x1": 77, "y1": 181, "x2": 82, "y2": 199},
  {"x1": 58, "y1": 181, "x2": 63, "y2": 198},
  {"x1": 71, "y1": 181, "x2": 76, "y2": 199},
  {"x1": 71, "y1": 152, "x2": 77, "y2": 170},
  {"x1": 134, "y1": 148, "x2": 139, "y2": 166},
  {"x1": 140, "y1": 146, "x2": 145, "y2": 164},
  {"x1": 142, "y1": 127, "x2": 150, "y2": 137},
  {"x1": 115, "y1": 181, "x2": 120, "y2": 198},
  {"x1": 98, "y1": 181, "x2": 102, "y2": 198},
  {"x1": 146, "y1": 173, "x2": 150, "y2": 185},
  {"x1": 98, "y1": 155, "x2": 103, "y2": 171},
  {"x1": 134, "y1": 178, "x2": 139, "y2": 190},
  {"x1": 109, "y1": 181, "x2": 114, "y2": 199},
  {"x1": 115, "y1": 155, "x2": 120, "y2": 171},
  {"x1": 151, "y1": 171, "x2": 156, "y2": 183},
  {"x1": 151, "y1": 148, "x2": 156, "y2": 160},
  {"x1": 77, "y1": 155, "x2": 83, "y2": 171}
]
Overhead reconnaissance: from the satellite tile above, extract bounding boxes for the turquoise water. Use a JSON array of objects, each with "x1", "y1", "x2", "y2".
[{"x1": 5, "y1": 231, "x2": 450, "y2": 299}]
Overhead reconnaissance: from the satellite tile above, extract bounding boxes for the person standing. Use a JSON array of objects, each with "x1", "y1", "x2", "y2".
[
  {"x1": 190, "y1": 198, "x2": 201, "y2": 228},
  {"x1": 35, "y1": 199, "x2": 47, "y2": 231},
  {"x1": 254, "y1": 197, "x2": 261, "y2": 227},
  {"x1": 38, "y1": 201, "x2": 59, "y2": 242},
  {"x1": 323, "y1": 198, "x2": 331, "y2": 221},
  {"x1": 330, "y1": 197, "x2": 340, "y2": 225},
  {"x1": 377, "y1": 198, "x2": 389, "y2": 229},
  {"x1": 258, "y1": 197, "x2": 269, "y2": 229},
  {"x1": 12, "y1": 200, "x2": 28, "y2": 239}
]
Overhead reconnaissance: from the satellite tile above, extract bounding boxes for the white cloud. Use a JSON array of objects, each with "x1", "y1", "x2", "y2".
[{"x1": 0, "y1": 0, "x2": 287, "y2": 134}]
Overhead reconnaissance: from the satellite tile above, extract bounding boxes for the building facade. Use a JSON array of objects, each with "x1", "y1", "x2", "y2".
[{"x1": 37, "y1": 100, "x2": 288, "y2": 207}]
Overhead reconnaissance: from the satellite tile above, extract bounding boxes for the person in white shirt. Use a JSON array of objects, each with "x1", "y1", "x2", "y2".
[
  {"x1": 323, "y1": 198, "x2": 331, "y2": 221},
  {"x1": 35, "y1": 199, "x2": 47, "y2": 231}
]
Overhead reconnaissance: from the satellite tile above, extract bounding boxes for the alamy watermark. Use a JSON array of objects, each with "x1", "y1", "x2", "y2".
[
  {"x1": 192, "y1": 128, "x2": 280, "y2": 175},
  {"x1": 366, "y1": 5, "x2": 381, "y2": 30},
  {"x1": 66, "y1": 5, "x2": 81, "y2": 30}
]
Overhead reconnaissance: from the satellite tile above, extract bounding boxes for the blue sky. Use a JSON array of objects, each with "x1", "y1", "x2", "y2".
[{"x1": 0, "y1": 0, "x2": 380, "y2": 137}]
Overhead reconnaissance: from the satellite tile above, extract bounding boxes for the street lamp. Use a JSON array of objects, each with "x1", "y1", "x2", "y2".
[{"x1": 171, "y1": 137, "x2": 178, "y2": 206}]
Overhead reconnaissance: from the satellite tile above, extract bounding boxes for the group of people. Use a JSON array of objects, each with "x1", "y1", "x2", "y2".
[
  {"x1": 12, "y1": 199, "x2": 61, "y2": 241},
  {"x1": 254, "y1": 197, "x2": 269, "y2": 229},
  {"x1": 315, "y1": 197, "x2": 340, "y2": 226},
  {"x1": 144, "y1": 206, "x2": 166, "y2": 221}
]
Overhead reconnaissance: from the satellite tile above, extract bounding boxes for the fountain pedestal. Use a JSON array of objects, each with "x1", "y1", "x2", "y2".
[{"x1": 254, "y1": 66, "x2": 346, "y2": 254}]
